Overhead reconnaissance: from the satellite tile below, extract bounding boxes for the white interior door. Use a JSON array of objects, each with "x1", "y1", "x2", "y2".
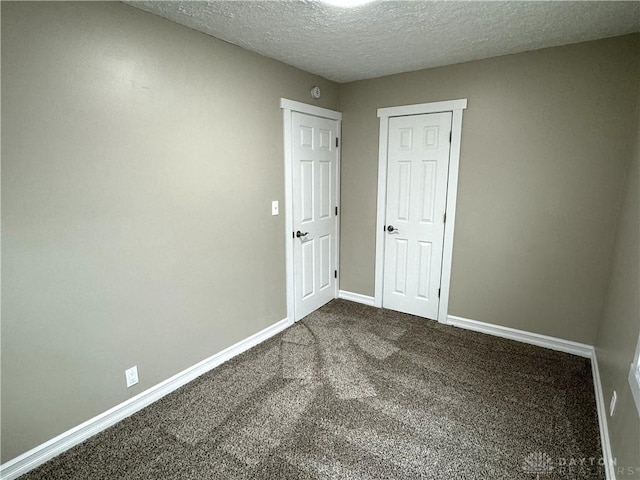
[
  {"x1": 383, "y1": 112, "x2": 452, "y2": 319},
  {"x1": 292, "y1": 112, "x2": 339, "y2": 321}
]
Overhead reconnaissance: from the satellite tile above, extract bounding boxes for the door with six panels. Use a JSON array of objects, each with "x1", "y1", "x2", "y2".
[
  {"x1": 383, "y1": 112, "x2": 452, "y2": 319},
  {"x1": 292, "y1": 112, "x2": 339, "y2": 321}
]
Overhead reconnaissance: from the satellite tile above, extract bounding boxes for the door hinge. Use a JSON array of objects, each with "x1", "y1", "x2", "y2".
[
  {"x1": 335, "y1": 206, "x2": 338, "y2": 215},
  {"x1": 444, "y1": 212, "x2": 447, "y2": 224},
  {"x1": 438, "y1": 288, "x2": 441, "y2": 298},
  {"x1": 334, "y1": 270, "x2": 338, "y2": 279},
  {"x1": 449, "y1": 131, "x2": 452, "y2": 143},
  {"x1": 336, "y1": 137, "x2": 339, "y2": 148}
]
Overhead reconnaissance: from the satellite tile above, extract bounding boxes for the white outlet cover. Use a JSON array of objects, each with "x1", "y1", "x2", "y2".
[
  {"x1": 609, "y1": 390, "x2": 617, "y2": 417},
  {"x1": 272, "y1": 200, "x2": 279, "y2": 216},
  {"x1": 125, "y1": 366, "x2": 139, "y2": 388}
]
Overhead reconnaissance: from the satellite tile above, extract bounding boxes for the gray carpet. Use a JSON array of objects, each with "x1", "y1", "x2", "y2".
[{"x1": 19, "y1": 300, "x2": 604, "y2": 479}]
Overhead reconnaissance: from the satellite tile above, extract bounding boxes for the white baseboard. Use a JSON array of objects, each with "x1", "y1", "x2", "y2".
[
  {"x1": 2, "y1": 311, "x2": 616, "y2": 480},
  {"x1": 446, "y1": 314, "x2": 615, "y2": 479},
  {"x1": 446, "y1": 314, "x2": 593, "y2": 357},
  {"x1": 338, "y1": 290, "x2": 375, "y2": 306},
  {"x1": 590, "y1": 349, "x2": 617, "y2": 480},
  {"x1": 0, "y1": 317, "x2": 292, "y2": 480}
]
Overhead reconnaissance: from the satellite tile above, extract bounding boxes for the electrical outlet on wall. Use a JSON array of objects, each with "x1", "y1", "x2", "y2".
[
  {"x1": 609, "y1": 390, "x2": 617, "y2": 417},
  {"x1": 272, "y1": 200, "x2": 279, "y2": 216},
  {"x1": 125, "y1": 366, "x2": 139, "y2": 388}
]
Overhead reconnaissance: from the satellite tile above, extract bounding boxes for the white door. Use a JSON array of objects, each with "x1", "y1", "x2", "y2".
[
  {"x1": 382, "y1": 112, "x2": 452, "y2": 319},
  {"x1": 292, "y1": 112, "x2": 339, "y2": 321}
]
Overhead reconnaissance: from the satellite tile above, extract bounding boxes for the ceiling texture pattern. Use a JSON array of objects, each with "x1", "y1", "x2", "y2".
[{"x1": 128, "y1": 1, "x2": 640, "y2": 83}]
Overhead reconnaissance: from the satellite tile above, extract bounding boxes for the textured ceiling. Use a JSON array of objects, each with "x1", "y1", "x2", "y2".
[{"x1": 128, "y1": 1, "x2": 640, "y2": 83}]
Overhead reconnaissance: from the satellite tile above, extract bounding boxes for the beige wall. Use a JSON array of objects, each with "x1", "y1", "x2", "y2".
[
  {"x1": 3, "y1": 0, "x2": 639, "y2": 468},
  {"x1": 595, "y1": 82, "x2": 640, "y2": 477},
  {"x1": 339, "y1": 35, "x2": 639, "y2": 345},
  {"x1": 1, "y1": 1, "x2": 339, "y2": 462}
]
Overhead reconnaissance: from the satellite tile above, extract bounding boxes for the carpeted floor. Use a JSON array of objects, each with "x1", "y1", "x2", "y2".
[{"x1": 19, "y1": 300, "x2": 604, "y2": 479}]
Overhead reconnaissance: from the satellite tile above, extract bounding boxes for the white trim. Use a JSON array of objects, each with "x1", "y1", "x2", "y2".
[
  {"x1": 374, "y1": 99, "x2": 467, "y2": 322},
  {"x1": 591, "y1": 349, "x2": 617, "y2": 480},
  {"x1": 282, "y1": 104, "x2": 295, "y2": 324},
  {"x1": 629, "y1": 363, "x2": 640, "y2": 417},
  {"x1": 446, "y1": 313, "x2": 615, "y2": 479},
  {"x1": 629, "y1": 331, "x2": 640, "y2": 416},
  {"x1": 3, "y1": 306, "x2": 617, "y2": 480},
  {"x1": 338, "y1": 290, "x2": 376, "y2": 306},
  {"x1": 377, "y1": 99, "x2": 468, "y2": 118},
  {"x1": 373, "y1": 115, "x2": 388, "y2": 308},
  {"x1": 446, "y1": 314, "x2": 592, "y2": 357},
  {"x1": 335, "y1": 124, "x2": 342, "y2": 299},
  {"x1": 437, "y1": 107, "x2": 464, "y2": 324},
  {"x1": 280, "y1": 98, "x2": 342, "y2": 322},
  {"x1": 279, "y1": 99, "x2": 342, "y2": 121},
  {"x1": 0, "y1": 317, "x2": 292, "y2": 480}
]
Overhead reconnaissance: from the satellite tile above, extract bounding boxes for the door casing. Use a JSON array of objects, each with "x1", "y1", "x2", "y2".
[
  {"x1": 281, "y1": 98, "x2": 342, "y2": 323},
  {"x1": 375, "y1": 99, "x2": 467, "y2": 323}
]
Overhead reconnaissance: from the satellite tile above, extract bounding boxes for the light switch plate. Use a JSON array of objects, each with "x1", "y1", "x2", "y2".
[{"x1": 272, "y1": 200, "x2": 279, "y2": 216}]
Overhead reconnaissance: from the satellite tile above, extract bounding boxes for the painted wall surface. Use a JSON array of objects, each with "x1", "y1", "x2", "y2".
[
  {"x1": 595, "y1": 83, "x2": 640, "y2": 478},
  {"x1": 1, "y1": 1, "x2": 339, "y2": 462},
  {"x1": 339, "y1": 35, "x2": 639, "y2": 345}
]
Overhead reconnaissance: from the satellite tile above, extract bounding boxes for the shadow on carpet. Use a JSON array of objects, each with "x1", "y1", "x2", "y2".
[{"x1": 19, "y1": 299, "x2": 604, "y2": 479}]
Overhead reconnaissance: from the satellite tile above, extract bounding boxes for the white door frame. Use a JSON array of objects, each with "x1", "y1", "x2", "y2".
[
  {"x1": 280, "y1": 98, "x2": 342, "y2": 322},
  {"x1": 374, "y1": 99, "x2": 467, "y2": 323}
]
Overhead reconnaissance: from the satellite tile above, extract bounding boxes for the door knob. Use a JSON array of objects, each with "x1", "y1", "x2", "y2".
[
  {"x1": 296, "y1": 230, "x2": 309, "y2": 238},
  {"x1": 387, "y1": 225, "x2": 399, "y2": 233}
]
